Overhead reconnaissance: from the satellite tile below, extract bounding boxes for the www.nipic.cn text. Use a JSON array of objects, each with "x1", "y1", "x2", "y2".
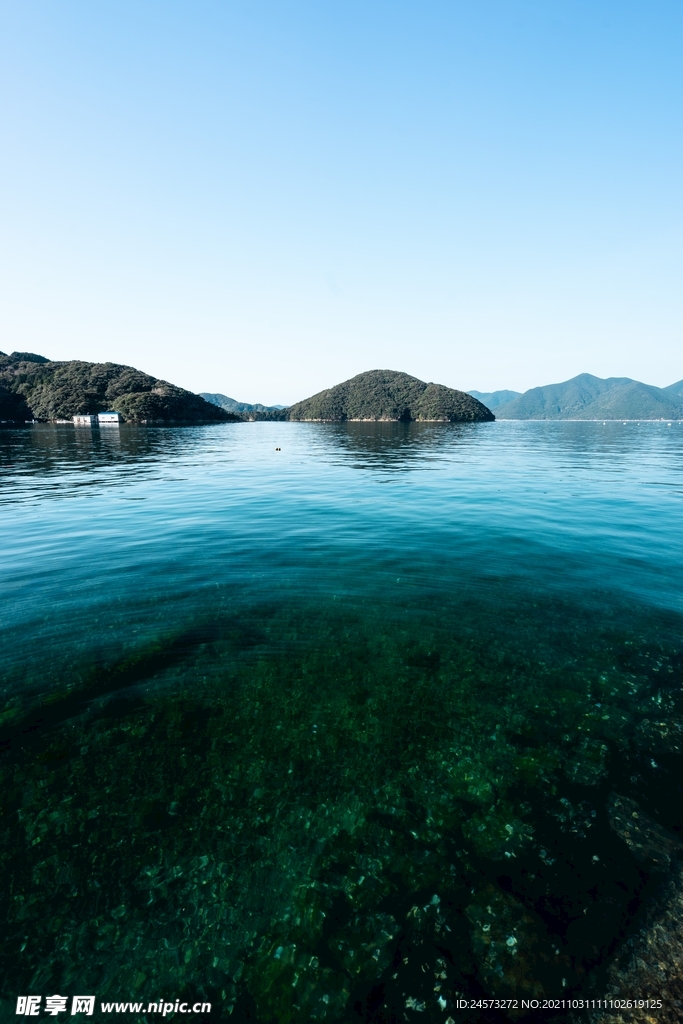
[{"x1": 16, "y1": 997, "x2": 211, "y2": 1016}]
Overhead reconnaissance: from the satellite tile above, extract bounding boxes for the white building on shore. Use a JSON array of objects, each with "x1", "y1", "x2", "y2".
[{"x1": 72, "y1": 412, "x2": 121, "y2": 425}]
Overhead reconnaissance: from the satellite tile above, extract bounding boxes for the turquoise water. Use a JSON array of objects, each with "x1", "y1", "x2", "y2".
[{"x1": 1, "y1": 421, "x2": 683, "y2": 1022}]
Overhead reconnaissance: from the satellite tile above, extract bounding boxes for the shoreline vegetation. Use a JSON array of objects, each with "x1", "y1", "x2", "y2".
[
  {"x1": 0, "y1": 351, "x2": 238, "y2": 425},
  {"x1": 1, "y1": 357, "x2": 494, "y2": 425},
  {"x1": 2, "y1": 351, "x2": 681, "y2": 425}
]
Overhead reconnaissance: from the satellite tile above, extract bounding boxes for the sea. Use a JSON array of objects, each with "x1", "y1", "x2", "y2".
[{"x1": 1, "y1": 420, "x2": 682, "y2": 1022}]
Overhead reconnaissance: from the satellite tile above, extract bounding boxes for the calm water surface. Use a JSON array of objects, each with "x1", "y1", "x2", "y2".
[{"x1": 1, "y1": 421, "x2": 682, "y2": 1022}]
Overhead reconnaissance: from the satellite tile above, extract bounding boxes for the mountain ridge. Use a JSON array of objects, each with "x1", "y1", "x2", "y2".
[
  {"x1": 468, "y1": 373, "x2": 683, "y2": 420},
  {"x1": 468, "y1": 389, "x2": 522, "y2": 410},
  {"x1": 199, "y1": 393, "x2": 286, "y2": 420}
]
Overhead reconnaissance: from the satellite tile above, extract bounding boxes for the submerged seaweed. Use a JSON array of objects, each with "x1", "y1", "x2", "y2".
[{"x1": 1, "y1": 592, "x2": 682, "y2": 1023}]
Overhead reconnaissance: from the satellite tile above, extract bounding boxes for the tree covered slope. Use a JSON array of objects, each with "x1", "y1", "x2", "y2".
[
  {"x1": 0, "y1": 352, "x2": 238, "y2": 424},
  {"x1": 286, "y1": 370, "x2": 494, "y2": 422},
  {"x1": 495, "y1": 373, "x2": 683, "y2": 420}
]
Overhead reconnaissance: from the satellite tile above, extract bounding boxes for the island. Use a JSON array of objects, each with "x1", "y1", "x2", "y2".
[
  {"x1": 202, "y1": 370, "x2": 494, "y2": 423},
  {"x1": 0, "y1": 352, "x2": 238, "y2": 424},
  {"x1": 286, "y1": 370, "x2": 494, "y2": 422}
]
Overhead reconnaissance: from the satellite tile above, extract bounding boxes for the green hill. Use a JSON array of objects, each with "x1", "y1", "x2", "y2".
[
  {"x1": 663, "y1": 379, "x2": 683, "y2": 401},
  {"x1": 0, "y1": 352, "x2": 239, "y2": 424},
  {"x1": 495, "y1": 373, "x2": 683, "y2": 420},
  {"x1": 286, "y1": 370, "x2": 494, "y2": 422}
]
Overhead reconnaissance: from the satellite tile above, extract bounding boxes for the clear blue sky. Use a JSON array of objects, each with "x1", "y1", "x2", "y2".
[{"x1": 1, "y1": 1, "x2": 681, "y2": 403}]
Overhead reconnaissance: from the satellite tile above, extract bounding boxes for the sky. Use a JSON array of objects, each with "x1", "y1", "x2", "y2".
[{"x1": 0, "y1": 2, "x2": 681, "y2": 404}]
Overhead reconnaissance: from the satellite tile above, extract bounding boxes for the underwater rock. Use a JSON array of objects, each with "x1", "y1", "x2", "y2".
[
  {"x1": 461, "y1": 805, "x2": 534, "y2": 860},
  {"x1": 585, "y1": 799, "x2": 683, "y2": 1023},
  {"x1": 466, "y1": 887, "x2": 548, "y2": 997},
  {"x1": 635, "y1": 714, "x2": 683, "y2": 755},
  {"x1": 564, "y1": 736, "x2": 610, "y2": 786},
  {"x1": 607, "y1": 794, "x2": 683, "y2": 873},
  {"x1": 586, "y1": 863, "x2": 683, "y2": 1024}
]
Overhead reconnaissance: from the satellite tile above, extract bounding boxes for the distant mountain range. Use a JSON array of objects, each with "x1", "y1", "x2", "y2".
[
  {"x1": 469, "y1": 374, "x2": 683, "y2": 419},
  {"x1": 199, "y1": 393, "x2": 286, "y2": 420},
  {"x1": 467, "y1": 389, "x2": 522, "y2": 410},
  {"x1": 0, "y1": 352, "x2": 236, "y2": 424}
]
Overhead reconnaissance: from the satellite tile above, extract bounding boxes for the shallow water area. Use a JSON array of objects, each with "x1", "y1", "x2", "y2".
[{"x1": 1, "y1": 420, "x2": 683, "y2": 1022}]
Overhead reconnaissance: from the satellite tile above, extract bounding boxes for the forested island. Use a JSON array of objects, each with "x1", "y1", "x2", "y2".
[
  {"x1": 287, "y1": 370, "x2": 494, "y2": 421},
  {"x1": 0, "y1": 352, "x2": 236, "y2": 424},
  {"x1": 204, "y1": 370, "x2": 494, "y2": 422}
]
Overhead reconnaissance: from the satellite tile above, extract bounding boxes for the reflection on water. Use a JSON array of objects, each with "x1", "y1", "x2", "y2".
[
  {"x1": 0, "y1": 424, "x2": 190, "y2": 499},
  {"x1": 319, "y1": 420, "x2": 482, "y2": 468},
  {"x1": 1, "y1": 421, "x2": 683, "y2": 1022}
]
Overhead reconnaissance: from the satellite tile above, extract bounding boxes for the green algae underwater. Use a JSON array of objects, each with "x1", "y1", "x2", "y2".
[{"x1": 1, "y1": 421, "x2": 683, "y2": 1023}]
